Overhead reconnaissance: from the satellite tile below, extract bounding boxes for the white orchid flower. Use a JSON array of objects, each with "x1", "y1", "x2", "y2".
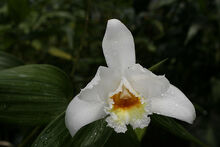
[{"x1": 65, "y1": 19, "x2": 196, "y2": 136}]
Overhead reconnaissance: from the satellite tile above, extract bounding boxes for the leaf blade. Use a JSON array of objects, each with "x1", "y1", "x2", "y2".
[
  {"x1": 134, "y1": 127, "x2": 147, "y2": 141},
  {"x1": 0, "y1": 64, "x2": 73, "y2": 125},
  {"x1": 32, "y1": 113, "x2": 113, "y2": 147},
  {"x1": 0, "y1": 51, "x2": 24, "y2": 70},
  {"x1": 151, "y1": 114, "x2": 207, "y2": 147},
  {"x1": 149, "y1": 58, "x2": 168, "y2": 71}
]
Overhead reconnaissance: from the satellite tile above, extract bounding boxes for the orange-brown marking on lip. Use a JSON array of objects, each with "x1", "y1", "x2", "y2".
[{"x1": 111, "y1": 86, "x2": 141, "y2": 110}]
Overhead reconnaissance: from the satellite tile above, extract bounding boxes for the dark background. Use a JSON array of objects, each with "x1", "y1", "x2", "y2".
[{"x1": 0, "y1": 0, "x2": 219, "y2": 146}]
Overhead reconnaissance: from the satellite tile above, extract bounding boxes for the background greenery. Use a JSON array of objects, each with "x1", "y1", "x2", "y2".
[{"x1": 0, "y1": 0, "x2": 219, "y2": 146}]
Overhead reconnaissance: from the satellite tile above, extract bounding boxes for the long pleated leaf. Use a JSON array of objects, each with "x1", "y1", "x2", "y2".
[
  {"x1": 151, "y1": 114, "x2": 207, "y2": 147},
  {"x1": 0, "y1": 64, "x2": 73, "y2": 125},
  {"x1": 0, "y1": 51, "x2": 24, "y2": 70},
  {"x1": 32, "y1": 112, "x2": 113, "y2": 147}
]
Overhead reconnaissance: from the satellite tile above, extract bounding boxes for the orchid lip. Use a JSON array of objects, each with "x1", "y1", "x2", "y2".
[
  {"x1": 104, "y1": 78, "x2": 151, "y2": 133},
  {"x1": 110, "y1": 85, "x2": 142, "y2": 110}
]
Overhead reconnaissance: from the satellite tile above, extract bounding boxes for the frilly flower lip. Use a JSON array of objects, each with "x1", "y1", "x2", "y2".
[{"x1": 65, "y1": 19, "x2": 196, "y2": 136}]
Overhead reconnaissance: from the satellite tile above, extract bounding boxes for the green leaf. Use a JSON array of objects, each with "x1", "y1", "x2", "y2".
[
  {"x1": 7, "y1": 0, "x2": 30, "y2": 22},
  {"x1": 18, "y1": 126, "x2": 42, "y2": 147},
  {"x1": 149, "y1": 0, "x2": 176, "y2": 10},
  {"x1": 0, "y1": 64, "x2": 73, "y2": 125},
  {"x1": 72, "y1": 119, "x2": 113, "y2": 147},
  {"x1": 32, "y1": 113, "x2": 113, "y2": 147},
  {"x1": 149, "y1": 58, "x2": 168, "y2": 71},
  {"x1": 134, "y1": 127, "x2": 147, "y2": 141},
  {"x1": 151, "y1": 114, "x2": 207, "y2": 147},
  {"x1": 32, "y1": 112, "x2": 73, "y2": 147},
  {"x1": 104, "y1": 126, "x2": 140, "y2": 147},
  {"x1": 48, "y1": 47, "x2": 72, "y2": 60},
  {"x1": 0, "y1": 51, "x2": 24, "y2": 70},
  {"x1": 135, "y1": 38, "x2": 156, "y2": 52},
  {"x1": 33, "y1": 11, "x2": 73, "y2": 29},
  {"x1": 217, "y1": 0, "x2": 220, "y2": 15},
  {"x1": 184, "y1": 24, "x2": 201, "y2": 45}
]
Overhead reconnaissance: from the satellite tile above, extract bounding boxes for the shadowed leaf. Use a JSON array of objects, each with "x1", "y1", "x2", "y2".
[
  {"x1": 149, "y1": 58, "x2": 168, "y2": 71},
  {"x1": 32, "y1": 113, "x2": 113, "y2": 147},
  {"x1": 0, "y1": 51, "x2": 24, "y2": 70},
  {"x1": 0, "y1": 64, "x2": 73, "y2": 125},
  {"x1": 152, "y1": 114, "x2": 208, "y2": 147}
]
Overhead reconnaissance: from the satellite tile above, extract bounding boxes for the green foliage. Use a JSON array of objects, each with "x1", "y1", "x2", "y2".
[
  {"x1": 0, "y1": 64, "x2": 73, "y2": 125},
  {"x1": 184, "y1": 24, "x2": 201, "y2": 45},
  {"x1": 151, "y1": 114, "x2": 207, "y2": 147},
  {"x1": 71, "y1": 119, "x2": 113, "y2": 147},
  {"x1": 7, "y1": 0, "x2": 30, "y2": 22},
  {"x1": 32, "y1": 112, "x2": 73, "y2": 147},
  {"x1": 134, "y1": 127, "x2": 147, "y2": 141},
  {"x1": 148, "y1": 58, "x2": 168, "y2": 71},
  {"x1": 32, "y1": 113, "x2": 113, "y2": 147},
  {"x1": 0, "y1": 0, "x2": 219, "y2": 146},
  {"x1": 0, "y1": 51, "x2": 24, "y2": 70},
  {"x1": 104, "y1": 126, "x2": 140, "y2": 147}
]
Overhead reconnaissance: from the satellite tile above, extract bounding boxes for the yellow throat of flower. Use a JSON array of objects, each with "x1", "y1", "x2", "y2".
[
  {"x1": 105, "y1": 78, "x2": 151, "y2": 133},
  {"x1": 111, "y1": 86, "x2": 141, "y2": 110}
]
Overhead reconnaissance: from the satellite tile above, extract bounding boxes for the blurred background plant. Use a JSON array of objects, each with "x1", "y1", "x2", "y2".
[{"x1": 0, "y1": 0, "x2": 219, "y2": 146}]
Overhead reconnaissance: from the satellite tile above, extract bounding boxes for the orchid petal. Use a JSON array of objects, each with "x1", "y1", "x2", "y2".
[
  {"x1": 125, "y1": 64, "x2": 170, "y2": 98},
  {"x1": 79, "y1": 66, "x2": 120, "y2": 102},
  {"x1": 65, "y1": 66, "x2": 121, "y2": 136},
  {"x1": 102, "y1": 19, "x2": 135, "y2": 71},
  {"x1": 65, "y1": 96, "x2": 106, "y2": 136},
  {"x1": 65, "y1": 19, "x2": 196, "y2": 137},
  {"x1": 151, "y1": 85, "x2": 196, "y2": 124}
]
